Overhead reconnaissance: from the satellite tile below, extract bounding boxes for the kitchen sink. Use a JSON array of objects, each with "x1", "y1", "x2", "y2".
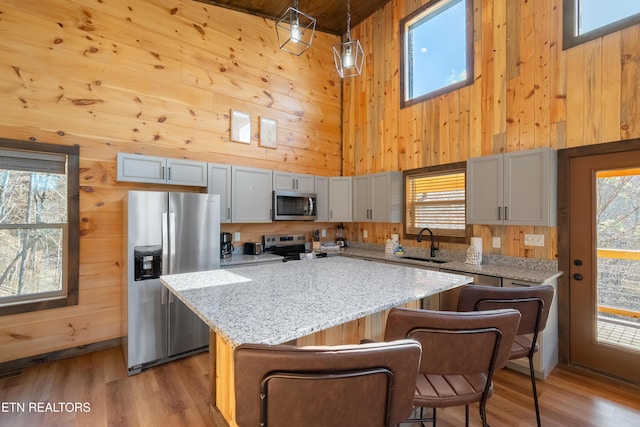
[{"x1": 400, "y1": 256, "x2": 449, "y2": 264}]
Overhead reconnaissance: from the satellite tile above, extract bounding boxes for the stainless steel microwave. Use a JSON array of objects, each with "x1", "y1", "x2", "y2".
[{"x1": 272, "y1": 190, "x2": 317, "y2": 221}]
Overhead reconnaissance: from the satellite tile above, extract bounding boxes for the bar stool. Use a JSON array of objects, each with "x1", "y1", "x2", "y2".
[
  {"x1": 457, "y1": 284, "x2": 555, "y2": 427},
  {"x1": 384, "y1": 307, "x2": 521, "y2": 426},
  {"x1": 234, "y1": 339, "x2": 422, "y2": 427}
]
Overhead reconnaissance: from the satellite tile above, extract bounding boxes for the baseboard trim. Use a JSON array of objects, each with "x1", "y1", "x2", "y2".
[{"x1": 0, "y1": 338, "x2": 121, "y2": 376}]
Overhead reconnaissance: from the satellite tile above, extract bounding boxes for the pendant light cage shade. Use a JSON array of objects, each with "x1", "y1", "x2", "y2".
[
  {"x1": 333, "y1": 39, "x2": 364, "y2": 78},
  {"x1": 276, "y1": 7, "x2": 316, "y2": 56}
]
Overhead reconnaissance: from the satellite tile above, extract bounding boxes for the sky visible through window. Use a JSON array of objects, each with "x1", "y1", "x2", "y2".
[
  {"x1": 577, "y1": 0, "x2": 640, "y2": 34},
  {"x1": 410, "y1": 0, "x2": 466, "y2": 99}
]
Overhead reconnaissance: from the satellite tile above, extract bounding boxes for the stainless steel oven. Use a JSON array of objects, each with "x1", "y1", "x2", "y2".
[
  {"x1": 262, "y1": 233, "x2": 330, "y2": 261},
  {"x1": 272, "y1": 190, "x2": 317, "y2": 221}
]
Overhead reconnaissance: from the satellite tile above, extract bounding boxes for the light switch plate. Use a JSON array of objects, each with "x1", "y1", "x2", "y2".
[
  {"x1": 492, "y1": 237, "x2": 501, "y2": 248},
  {"x1": 234, "y1": 232, "x2": 241, "y2": 241},
  {"x1": 524, "y1": 234, "x2": 544, "y2": 247},
  {"x1": 363, "y1": 230, "x2": 368, "y2": 238},
  {"x1": 322, "y1": 229, "x2": 326, "y2": 237}
]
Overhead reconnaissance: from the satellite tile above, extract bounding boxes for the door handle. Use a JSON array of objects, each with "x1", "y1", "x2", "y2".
[
  {"x1": 162, "y1": 213, "x2": 169, "y2": 275},
  {"x1": 498, "y1": 206, "x2": 501, "y2": 220},
  {"x1": 573, "y1": 273, "x2": 583, "y2": 281}
]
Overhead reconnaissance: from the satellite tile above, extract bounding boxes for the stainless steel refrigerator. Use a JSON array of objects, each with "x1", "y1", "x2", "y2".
[{"x1": 122, "y1": 190, "x2": 220, "y2": 375}]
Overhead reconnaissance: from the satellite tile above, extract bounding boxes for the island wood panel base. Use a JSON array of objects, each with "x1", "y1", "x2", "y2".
[{"x1": 208, "y1": 300, "x2": 421, "y2": 426}]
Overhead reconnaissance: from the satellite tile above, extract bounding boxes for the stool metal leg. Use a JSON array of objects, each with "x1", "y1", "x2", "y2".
[{"x1": 529, "y1": 355, "x2": 542, "y2": 427}]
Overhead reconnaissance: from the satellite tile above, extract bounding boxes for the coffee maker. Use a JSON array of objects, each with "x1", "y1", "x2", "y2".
[{"x1": 220, "y1": 232, "x2": 233, "y2": 258}]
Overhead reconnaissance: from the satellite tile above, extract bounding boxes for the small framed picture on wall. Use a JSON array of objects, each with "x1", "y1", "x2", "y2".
[
  {"x1": 230, "y1": 109, "x2": 251, "y2": 144},
  {"x1": 259, "y1": 117, "x2": 277, "y2": 149}
]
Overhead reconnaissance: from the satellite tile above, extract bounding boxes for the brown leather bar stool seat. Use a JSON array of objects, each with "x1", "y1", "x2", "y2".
[
  {"x1": 457, "y1": 284, "x2": 555, "y2": 427},
  {"x1": 234, "y1": 339, "x2": 422, "y2": 427},
  {"x1": 384, "y1": 307, "x2": 521, "y2": 427}
]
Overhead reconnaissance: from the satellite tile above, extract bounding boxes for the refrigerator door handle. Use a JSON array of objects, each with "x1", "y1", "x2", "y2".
[
  {"x1": 168, "y1": 212, "x2": 176, "y2": 274},
  {"x1": 162, "y1": 212, "x2": 169, "y2": 275}
]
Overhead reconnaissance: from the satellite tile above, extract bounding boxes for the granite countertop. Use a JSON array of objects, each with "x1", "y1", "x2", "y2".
[
  {"x1": 161, "y1": 257, "x2": 472, "y2": 348},
  {"x1": 340, "y1": 245, "x2": 563, "y2": 284}
]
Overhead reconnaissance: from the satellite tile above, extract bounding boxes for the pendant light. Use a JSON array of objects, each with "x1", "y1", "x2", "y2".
[
  {"x1": 333, "y1": 0, "x2": 364, "y2": 77},
  {"x1": 276, "y1": 0, "x2": 316, "y2": 56}
]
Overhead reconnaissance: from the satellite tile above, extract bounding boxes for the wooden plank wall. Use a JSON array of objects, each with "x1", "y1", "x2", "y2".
[
  {"x1": 0, "y1": 0, "x2": 341, "y2": 362},
  {"x1": 343, "y1": 0, "x2": 640, "y2": 260}
]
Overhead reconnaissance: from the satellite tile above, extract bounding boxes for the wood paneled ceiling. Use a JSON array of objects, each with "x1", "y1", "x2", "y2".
[{"x1": 194, "y1": 0, "x2": 391, "y2": 35}]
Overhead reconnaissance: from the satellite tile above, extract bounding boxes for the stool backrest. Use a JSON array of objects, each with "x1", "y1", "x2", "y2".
[
  {"x1": 234, "y1": 339, "x2": 422, "y2": 427},
  {"x1": 457, "y1": 285, "x2": 555, "y2": 336}
]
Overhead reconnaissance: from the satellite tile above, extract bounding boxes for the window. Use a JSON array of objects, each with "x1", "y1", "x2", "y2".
[
  {"x1": 563, "y1": 0, "x2": 640, "y2": 49},
  {"x1": 404, "y1": 162, "x2": 470, "y2": 243},
  {"x1": 400, "y1": 0, "x2": 474, "y2": 107},
  {"x1": 0, "y1": 139, "x2": 79, "y2": 316}
]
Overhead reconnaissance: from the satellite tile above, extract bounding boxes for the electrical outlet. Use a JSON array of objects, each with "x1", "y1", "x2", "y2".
[
  {"x1": 363, "y1": 230, "x2": 368, "y2": 238},
  {"x1": 322, "y1": 229, "x2": 326, "y2": 237},
  {"x1": 524, "y1": 234, "x2": 544, "y2": 247},
  {"x1": 234, "y1": 232, "x2": 241, "y2": 241},
  {"x1": 492, "y1": 237, "x2": 501, "y2": 248}
]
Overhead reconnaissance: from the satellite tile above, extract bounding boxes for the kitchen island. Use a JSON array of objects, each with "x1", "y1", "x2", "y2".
[{"x1": 161, "y1": 257, "x2": 473, "y2": 427}]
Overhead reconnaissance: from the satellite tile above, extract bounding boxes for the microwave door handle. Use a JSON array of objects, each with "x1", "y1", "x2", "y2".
[{"x1": 308, "y1": 197, "x2": 314, "y2": 216}]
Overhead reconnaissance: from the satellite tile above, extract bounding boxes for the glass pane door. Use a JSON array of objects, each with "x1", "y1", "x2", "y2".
[{"x1": 596, "y1": 168, "x2": 640, "y2": 352}]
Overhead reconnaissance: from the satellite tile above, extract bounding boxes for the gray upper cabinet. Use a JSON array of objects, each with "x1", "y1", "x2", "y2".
[
  {"x1": 314, "y1": 176, "x2": 329, "y2": 222},
  {"x1": 117, "y1": 153, "x2": 207, "y2": 187},
  {"x1": 273, "y1": 171, "x2": 315, "y2": 192},
  {"x1": 329, "y1": 177, "x2": 352, "y2": 222},
  {"x1": 353, "y1": 172, "x2": 402, "y2": 222},
  {"x1": 231, "y1": 166, "x2": 273, "y2": 223},
  {"x1": 466, "y1": 147, "x2": 557, "y2": 226},
  {"x1": 208, "y1": 163, "x2": 232, "y2": 223}
]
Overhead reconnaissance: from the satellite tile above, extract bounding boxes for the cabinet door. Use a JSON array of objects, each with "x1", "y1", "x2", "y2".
[
  {"x1": 329, "y1": 177, "x2": 352, "y2": 222},
  {"x1": 295, "y1": 174, "x2": 315, "y2": 192},
  {"x1": 352, "y1": 175, "x2": 370, "y2": 221},
  {"x1": 273, "y1": 172, "x2": 315, "y2": 192},
  {"x1": 273, "y1": 171, "x2": 295, "y2": 190},
  {"x1": 370, "y1": 172, "x2": 402, "y2": 222},
  {"x1": 504, "y1": 148, "x2": 555, "y2": 226},
  {"x1": 117, "y1": 153, "x2": 166, "y2": 184},
  {"x1": 232, "y1": 166, "x2": 272, "y2": 223},
  {"x1": 314, "y1": 176, "x2": 329, "y2": 222},
  {"x1": 166, "y1": 159, "x2": 208, "y2": 186},
  {"x1": 466, "y1": 154, "x2": 503, "y2": 224},
  {"x1": 208, "y1": 163, "x2": 232, "y2": 223}
]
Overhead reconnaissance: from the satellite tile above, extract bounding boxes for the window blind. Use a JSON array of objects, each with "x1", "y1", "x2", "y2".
[{"x1": 406, "y1": 169, "x2": 466, "y2": 236}]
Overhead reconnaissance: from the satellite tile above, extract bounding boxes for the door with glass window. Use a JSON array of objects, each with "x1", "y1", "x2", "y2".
[{"x1": 568, "y1": 148, "x2": 640, "y2": 383}]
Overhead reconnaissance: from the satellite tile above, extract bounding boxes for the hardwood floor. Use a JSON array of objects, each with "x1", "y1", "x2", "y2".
[{"x1": 1, "y1": 346, "x2": 639, "y2": 426}]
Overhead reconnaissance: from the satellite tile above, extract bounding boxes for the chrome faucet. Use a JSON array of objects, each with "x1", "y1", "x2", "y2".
[{"x1": 417, "y1": 228, "x2": 438, "y2": 258}]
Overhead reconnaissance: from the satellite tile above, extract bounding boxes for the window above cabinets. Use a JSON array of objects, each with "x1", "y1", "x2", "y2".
[
  {"x1": 400, "y1": 0, "x2": 474, "y2": 107},
  {"x1": 563, "y1": 0, "x2": 640, "y2": 49}
]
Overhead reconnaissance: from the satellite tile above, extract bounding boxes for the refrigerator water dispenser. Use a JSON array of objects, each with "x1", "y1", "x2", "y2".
[{"x1": 134, "y1": 245, "x2": 162, "y2": 281}]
